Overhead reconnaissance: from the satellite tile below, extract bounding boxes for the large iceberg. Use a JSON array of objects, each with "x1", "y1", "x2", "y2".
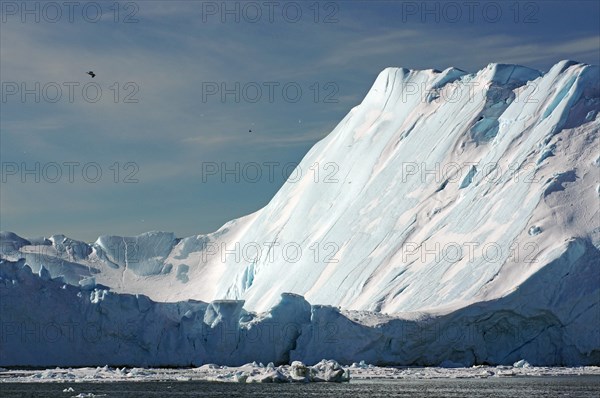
[{"x1": 1, "y1": 60, "x2": 598, "y2": 367}]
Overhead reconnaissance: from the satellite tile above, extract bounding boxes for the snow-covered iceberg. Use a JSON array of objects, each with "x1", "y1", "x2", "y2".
[{"x1": 1, "y1": 60, "x2": 598, "y2": 367}]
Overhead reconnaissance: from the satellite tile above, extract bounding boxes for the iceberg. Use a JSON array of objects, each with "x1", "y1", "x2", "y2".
[{"x1": 1, "y1": 60, "x2": 598, "y2": 367}]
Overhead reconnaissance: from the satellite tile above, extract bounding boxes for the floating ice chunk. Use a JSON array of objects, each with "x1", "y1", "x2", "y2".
[
  {"x1": 513, "y1": 359, "x2": 531, "y2": 368},
  {"x1": 233, "y1": 371, "x2": 249, "y2": 383},
  {"x1": 197, "y1": 364, "x2": 218, "y2": 371},
  {"x1": 126, "y1": 368, "x2": 152, "y2": 377},
  {"x1": 247, "y1": 368, "x2": 286, "y2": 383},
  {"x1": 350, "y1": 360, "x2": 370, "y2": 369},
  {"x1": 310, "y1": 359, "x2": 350, "y2": 382},
  {"x1": 290, "y1": 361, "x2": 310, "y2": 381}
]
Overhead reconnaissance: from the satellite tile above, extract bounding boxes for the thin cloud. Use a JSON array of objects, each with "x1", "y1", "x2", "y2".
[{"x1": 318, "y1": 29, "x2": 599, "y2": 72}]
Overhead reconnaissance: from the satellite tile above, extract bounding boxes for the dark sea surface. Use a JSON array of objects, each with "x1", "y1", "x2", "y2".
[{"x1": 1, "y1": 376, "x2": 599, "y2": 397}]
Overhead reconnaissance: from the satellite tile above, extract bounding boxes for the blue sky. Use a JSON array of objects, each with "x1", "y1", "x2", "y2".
[{"x1": 1, "y1": 0, "x2": 599, "y2": 242}]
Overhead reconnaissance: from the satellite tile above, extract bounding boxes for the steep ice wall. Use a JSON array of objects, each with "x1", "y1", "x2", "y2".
[
  {"x1": 210, "y1": 60, "x2": 598, "y2": 313},
  {"x1": 1, "y1": 247, "x2": 597, "y2": 367}
]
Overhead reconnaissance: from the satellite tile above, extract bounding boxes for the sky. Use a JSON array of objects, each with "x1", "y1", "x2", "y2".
[{"x1": 1, "y1": 0, "x2": 599, "y2": 242}]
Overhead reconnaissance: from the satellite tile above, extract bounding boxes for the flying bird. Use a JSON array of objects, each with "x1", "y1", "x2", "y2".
[{"x1": 87, "y1": 71, "x2": 96, "y2": 78}]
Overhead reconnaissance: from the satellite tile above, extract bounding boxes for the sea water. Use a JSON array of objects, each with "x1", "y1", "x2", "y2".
[{"x1": 1, "y1": 376, "x2": 599, "y2": 397}]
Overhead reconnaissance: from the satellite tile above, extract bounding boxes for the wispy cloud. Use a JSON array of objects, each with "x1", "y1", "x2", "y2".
[{"x1": 318, "y1": 28, "x2": 599, "y2": 72}]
